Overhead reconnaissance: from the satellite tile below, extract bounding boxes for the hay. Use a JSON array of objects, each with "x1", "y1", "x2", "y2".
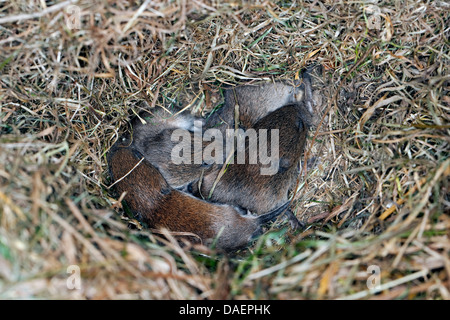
[{"x1": 0, "y1": 0, "x2": 449, "y2": 299}]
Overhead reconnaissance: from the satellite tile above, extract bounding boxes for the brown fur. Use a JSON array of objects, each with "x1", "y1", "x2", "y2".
[
  {"x1": 188, "y1": 71, "x2": 315, "y2": 228},
  {"x1": 107, "y1": 146, "x2": 289, "y2": 251},
  {"x1": 126, "y1": 108, "x2": 215, "y2": 189},
  {"x1": 192, "y1": 102, "x2": 312, "y2": 226},
  {"x1": 205, "y1": 74, "x2": 312, "y2": 134},
  {"x1": 127, "y1": 72, "x2": 313, "y2": 191}
]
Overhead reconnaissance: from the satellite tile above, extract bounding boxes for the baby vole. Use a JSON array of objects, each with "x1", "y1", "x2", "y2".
[
  {"x1": 107, "y1": 146, "x2": 290, "y2": 252},
  {"x1": 192, "y1": 102, "x2": 313, "y2": 227},
  {"x1": 205, "y1": 71, "x2": 313, "y2": 134},
  {"x1": 125, "y1": 108, "x2": 215, "y2": 190}
]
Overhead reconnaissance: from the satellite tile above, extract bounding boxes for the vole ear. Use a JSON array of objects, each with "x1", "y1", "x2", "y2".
[{"x1": 176, "y1": 181, "x2": 194, "y2": 194}]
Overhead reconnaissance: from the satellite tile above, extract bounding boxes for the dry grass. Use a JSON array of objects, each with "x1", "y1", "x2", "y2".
[{"x1": 0, "y1": 0, "x2": 449, "y2": 299}]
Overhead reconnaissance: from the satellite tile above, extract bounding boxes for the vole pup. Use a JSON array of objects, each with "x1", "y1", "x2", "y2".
[
  {"x1": 205, "y1": 71, "x2": 313, "y2": 134},
  {"x1": 192, "y1": 102, "x2": 312, "y2": 227},
  {"x1": 107, "y1": 146, "x2": 290, "y2": 252},
  {"x1": 126, "y1": 108, "x2": 215, "y2": 190}
]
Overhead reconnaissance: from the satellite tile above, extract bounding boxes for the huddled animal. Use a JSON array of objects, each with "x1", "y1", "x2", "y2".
[
  {"x1": 108, "y1": 146, "x2": 290, "y2": 251},
  {"x1": 205, "y1": 74, "x2": 313, "y2": 134},
  {"x1": 127, "y1": 107, "x2": 214, "y2": 190},
  {"x1": 191, "y1": 102, "x2": 312, "y2": 229},
  {"x1": 107, "y1": 70, "x2": 315, "y2": 251}
]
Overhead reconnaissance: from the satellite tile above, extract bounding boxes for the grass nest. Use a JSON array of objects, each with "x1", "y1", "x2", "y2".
[{"x1": 0, "y1": 0, "x2": 449, "y2": 299}]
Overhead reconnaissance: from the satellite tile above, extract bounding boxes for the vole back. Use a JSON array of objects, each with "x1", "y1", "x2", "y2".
[
  {"x1": 192, "y1": 102, "x2": 312, "y2": 227},
  {"x1": 107, "y1": 146, "x2": 290, "y2": 251},
  {"x1": 205, "y1": 72, "x2": 313, "y2": 135}
]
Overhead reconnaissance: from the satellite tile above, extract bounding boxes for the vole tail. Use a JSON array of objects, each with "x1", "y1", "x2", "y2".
[{"x1": 257, "y1": 202, "x2": 290, "y2": 225}]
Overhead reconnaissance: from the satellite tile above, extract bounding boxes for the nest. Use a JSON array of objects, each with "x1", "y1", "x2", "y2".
[{"x1": 0, "y1": 0, "x2": 448, "y2": 299}]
